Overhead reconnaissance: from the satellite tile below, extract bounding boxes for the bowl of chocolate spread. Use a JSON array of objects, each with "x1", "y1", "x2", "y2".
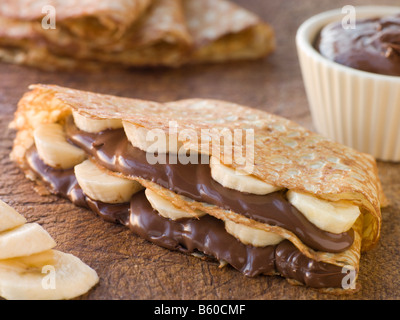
[{"x1": 296, "y1": 6, "x2": 400, "y2": 162}]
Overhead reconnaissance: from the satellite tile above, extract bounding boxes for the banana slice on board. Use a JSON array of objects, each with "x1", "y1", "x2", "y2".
[
  {"x1": 75, "y1": 159, "x2": 143, "y2": 204},
  {"x1": 287, "y1": 190, "x2": 361, "y2": 234},
  {"x1": 225, "y1": 219, "x2": 284, "y2": 247},
  {"x1": 0, "y1": 223, "x2": 56, "y2": 260},
  {"x1": 34, "y1": 123, "x2": 86, "y2": 169},
  {"x1": 210, "y1": 156, "x2": 282, "y2": 195},
  {"x1": 0, "y1": 200, "x2": 99, "y2": 300},
  {"x1": 145, "y1": 188, "x2": 206, "y2": 220},
  {"x1": 0, "y1": 250, "x2": 99, "y2": 300},
  {"x1": 0, "y1": 200, "x2": 26, "y2": 233},
  {"x1": 72, "y1": 110, "x2": 122, "y2": 133}
]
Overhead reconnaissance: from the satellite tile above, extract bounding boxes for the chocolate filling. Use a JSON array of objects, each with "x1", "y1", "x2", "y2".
[
  {"x1": 316, "y1": 14, "x2": 400, "y2": 77},
  {"x1": 25, "y1": 147, "x2": 346, "y2": 288},
  {"x1": 64, "y1": 118, "x2": 354, "y2": 253}
]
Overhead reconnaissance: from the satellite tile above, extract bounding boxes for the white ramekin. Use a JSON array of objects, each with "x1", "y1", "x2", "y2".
[{"x1": 296, "y1": 6, "x2": 400, "y2": 162}]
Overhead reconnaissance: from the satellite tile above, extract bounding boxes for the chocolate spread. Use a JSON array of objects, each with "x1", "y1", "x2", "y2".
[
  {"x1": 25, "y1": 147, "x2": 346, "y2": 288},
  {"x1": 317, "y1": 14, "x2": 400, "y2": 76},
  {"x1": 64, "y1": 118, "x2": 354, "y2": 253}
]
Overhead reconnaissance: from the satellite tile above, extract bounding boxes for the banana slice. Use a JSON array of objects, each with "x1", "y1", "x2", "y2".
[
  {"x1": 34, "y1": 123, "x2": 86, "y2": 169},
  {"x1": 287, "y1": 190, "x2": 361, "y2": 234},
  {"x1": 0, "y1": 250, "x2": 99, "y2": 300},
  {"x1": 72, "y1": 110, "x2": 122, "y2": 133},
  {"x1": 145, "y1": 188, "x2": 206, "y2": 220},
  {"x1": 0, "y1": 223, "x2": 56, "y2": 260},
  {"x1": 74, "y1": 159, "x2": 143, "y2": 204},
  {"x1": 0, "y1": 200, "x2": 26, "y2": 233},
  {"x1": 225, "y1": 219, "x2": 284, "y2": 247},
  {"x1": 123, "y1": 121, "x2": 184, "y2": 154},
  {"x1": 210, "y1": 156, "x2": 282, "y2": 195}
]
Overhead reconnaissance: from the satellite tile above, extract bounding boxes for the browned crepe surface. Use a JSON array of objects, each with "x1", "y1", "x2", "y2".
[
  {"x1": 0, "y1": 0, "x2": 275, "y2": 69},
  {"x1": 0, "y1": 0, "x2": 152, "y2": 41}
]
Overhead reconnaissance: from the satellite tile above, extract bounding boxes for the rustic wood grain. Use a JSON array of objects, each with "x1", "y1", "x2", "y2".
[{"x1": 0, "y1": 0, "x2": 399, "y2": 300}]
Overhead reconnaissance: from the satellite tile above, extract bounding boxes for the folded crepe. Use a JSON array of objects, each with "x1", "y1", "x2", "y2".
[
  {"x1": 10, "y1": 84, "x2": 385, "y2": 293},
  {"x1": 0, "y1": 0, "x2": 275, "y2": 70}
]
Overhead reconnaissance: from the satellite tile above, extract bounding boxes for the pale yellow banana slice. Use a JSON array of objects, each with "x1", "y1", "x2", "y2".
[
  {"x1": 0, "y1": 223, "x2": 56, "y2": 260},
  {"x1": 210, "y1": 156, "x2": 282, "y2": 195},
  {"x1": 34, "y1": 123, "x2": 86, "y2": 169},
  {"x1": 225, "y1": 219, "x2": 284, "y2": 247},
  {"x1": 0, "y1": 200, "x2": 26, "y2": 233},
  {"x1": 72, "y1": 110, "x2": 122, "y2": 133},
  {"x1": 74, "y1": 159, "x2": 143, "y2": 204},
  {"x1": 145, "y1": 188, "x2": 206, "y2": 220},
  {"x1": 287, "y1": 190, "x2": 361, "y2": 234},
  {"x1": 123, "y1": 121, "x2": 184, "y2": 154},
  {"x1": 0, "y1": 250, "x2": 99, "y2": 300}
]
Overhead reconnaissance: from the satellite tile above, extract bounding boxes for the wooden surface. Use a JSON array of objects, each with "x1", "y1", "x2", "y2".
[{"x1": 1, "y1": 0, "x2": 400, "y2": 300}]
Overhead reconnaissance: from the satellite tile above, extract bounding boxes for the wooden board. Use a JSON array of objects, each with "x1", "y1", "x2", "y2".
[{"x1": 0, "y1": 0, "x2": 399, "y2": 300}]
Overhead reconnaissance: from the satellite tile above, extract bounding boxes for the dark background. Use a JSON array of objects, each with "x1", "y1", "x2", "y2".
[{"x1": 0, "y1": 0, "x2": 399, "y2": 299}]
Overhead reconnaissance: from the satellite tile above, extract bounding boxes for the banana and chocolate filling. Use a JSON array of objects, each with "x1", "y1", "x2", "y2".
[
  {"x1": 64, "y1": 117, "x2": 354, "y2": 253},
  {"x1": 21, "y1": 115, "x2": 361, "y2": 289},
  {"x1": 25, "y1": 146, "x2": 345, "y2": 288}
]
